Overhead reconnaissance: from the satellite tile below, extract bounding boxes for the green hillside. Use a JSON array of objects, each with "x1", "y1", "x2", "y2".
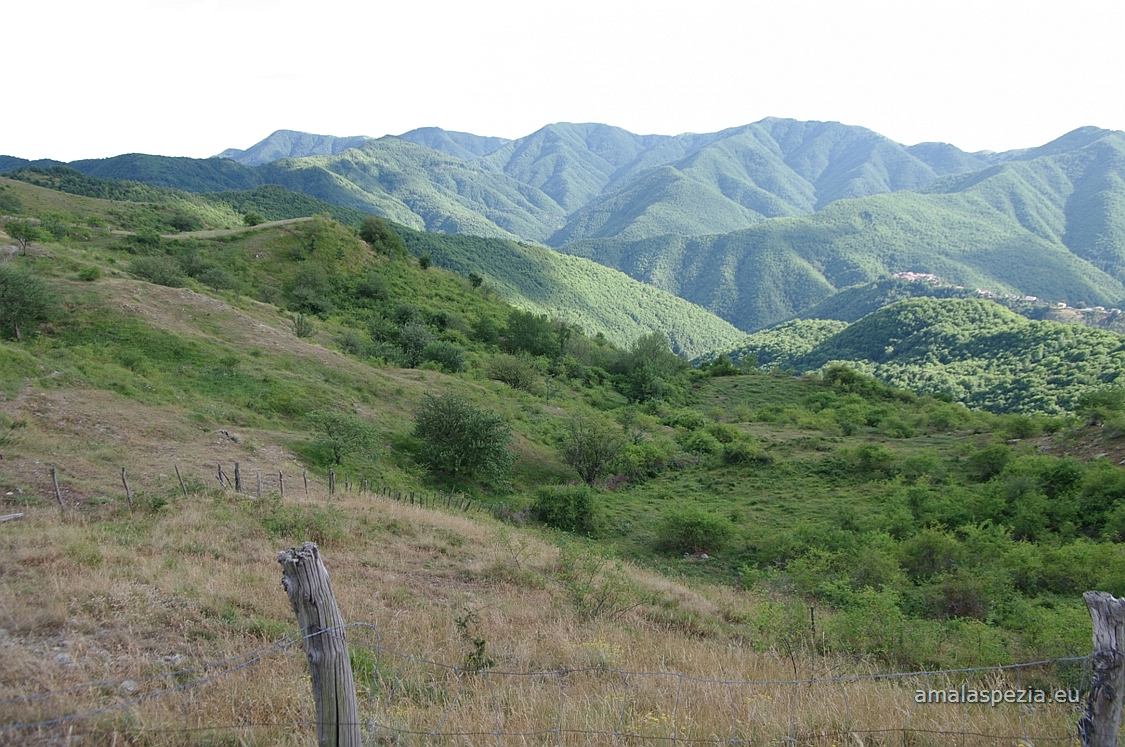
[
  {"x1": 10, "y1": 121, "x2": 1125, "y2": 336},
  {"x1": 396, "y1": 228, "x2": 744, "y2": 356},
  {"x1": 4, "y1": 191, "x2": 1125, "y2": 678},
  {"x1": 257, "y1": 138, "x2": 564, "y2": 240},
  {"x1": 720, "y1": 298, "x2": 1125, "y2": 414},
  {"x1": 565, "y1": 174, "x2": 1125, "y2": 330}
]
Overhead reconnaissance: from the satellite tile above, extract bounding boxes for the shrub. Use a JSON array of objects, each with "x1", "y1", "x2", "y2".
[
  {"x1": 358, "y1": 216, "x2": 405, "y2": 255},
  {"x1": 76, "y1": 266, "x2": 102, "y2": 282},
  {"x1": 561, "y1": 416, "x2": 624, "y2": 485},
  {"x1": 418, "y1": 253, "x2": 431, "y2": 270},
  {"x1": 398, "y1": 322, "x2": 433, "y2": 368},
  {"x1": 197, "y1": 266, "x2": 238, "y2": 290},
  {"x1": 678, "y1": 429, "x2": 721, "y2": 455},
  {"x1": 129, "y1": 255, "x2": 185, "y2": 287},
  {"x1": 967, "y1": 444, "x2": 1011, "y2": 482},
  {"x1": 355, "y1": 271, "x2": 388, "y2": 301},
  {"x1": 291, "y1": 313, "x2": 314, "y2": 338},
  {"x1": 532, "y1": 485, "x2": 597, "y2": 534},
  {"x1": 656, "y1": 507, "x2": 733, "y2": 554},
  {"x1": 721, "y1": 439, "x2": 771, "y2": 466},
  {"x1": 413, "y1": 393, "x2": 513, "y2": 482},
  {"x1": 422, "y1": 340, "x2": 465, "y2": 372},
  {"x1": 0, "y1": 266, "x2": 54, "y2": 341},
  {"x1": 487, "y1": 354, "x2": 540, "y2": 392},
  {"x1": 286, "y1": 264, "x2": 335, "y2": 315},
  {"x1": 243, "y1": 211, "x2": 265, "y2": 227}
]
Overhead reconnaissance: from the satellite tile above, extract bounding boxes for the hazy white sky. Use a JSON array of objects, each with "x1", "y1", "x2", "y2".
[{"x1": 8, "y1": 0, "x2": 1125, "y2": 161}]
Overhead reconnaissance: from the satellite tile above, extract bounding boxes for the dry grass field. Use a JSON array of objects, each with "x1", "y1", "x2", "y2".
[{"x1": 0, "y1": 487, "x2": 1085, "y2": 745}]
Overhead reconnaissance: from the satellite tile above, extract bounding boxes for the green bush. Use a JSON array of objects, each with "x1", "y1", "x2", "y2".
[
  {"x1": 243, "y1": 211, "x2": 265, "y2": 227},
  {"x1": 129, "y1": 255, "x2": 185, "y2": 287},
  {"x1": 678, "y1": 429, "x2": 721, "y2": 455},
  {"x1": 413, "y1": 393, "x2": 513, "y2": 482},
  {"x1": 398, "y1": 322, "x2": 433, "y2": 368},
  {"x1": 76, "y1": 266, "x2": 102, "y2": 282},
  {"x1": 421, "y1": 340, "x2": 465, "y2": 372},
  {"x1": 721, "y1": 439, "x2": 771, "y2": 466},
  {"x1": 487, "y1": 354, "x2": 540, "y2": 392},
  {"x1": 656, "y1": 506, "x2": 733, "y2": 554},
  {"x1": 533, "y1": 485, "x2": 597, "y2": 534}
]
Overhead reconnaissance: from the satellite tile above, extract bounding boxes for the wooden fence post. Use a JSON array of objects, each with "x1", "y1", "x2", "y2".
[
  {"x1": 234, "y1": 462, "x2": 242, "y2": 493},
  {"x1": 279, "y1": 471, "x2": 285, "y2": 499},
  {"x1": 328, "y1": 469, "x2": 335, "y2": 497},
  {"x1": 303, "y1": 470, "x2": 309, "y2": 498},
  {"x1": 49, "y1": 466, "x2": 65, "y2": 515},
  {"x1": 175, "y1": 465, "x2": 188, "y2": 497},
  {"x1": 120, "y1": 467, "x2": 133, "y2": 511},
  {"x1": 1080, "y1": 591, "x2": 1125, "y2": 747},
  {"x1": 277, "y1": 543, "x2": 360, "y2": 747}
]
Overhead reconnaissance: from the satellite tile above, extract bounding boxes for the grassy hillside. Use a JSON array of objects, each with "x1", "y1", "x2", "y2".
[{"x1": 2, "y1": 184, "x2": 1125, "y2": 740}]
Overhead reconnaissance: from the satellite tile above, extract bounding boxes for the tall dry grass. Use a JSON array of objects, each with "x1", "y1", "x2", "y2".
[{"x1": 0, "y1": 490, "x2": 1085, "y2": 745}]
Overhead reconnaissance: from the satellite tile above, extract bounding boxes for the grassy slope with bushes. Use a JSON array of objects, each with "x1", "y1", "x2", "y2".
[{"x1": 1, "y1": 182, "x2": 1123, "y2": 680}]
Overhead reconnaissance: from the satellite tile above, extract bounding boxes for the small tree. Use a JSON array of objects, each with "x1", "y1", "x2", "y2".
[
  {"x1": 5, "y1": 220, "x2": 41, "y2": 255},
  {"x1": 0, "y1": 266, "x2": 54, "y2": 340},
  {"x1": 310, "y1": 410, "x2": 376, "y2": 466},
  {"x1": 243, "y1": 211, "x2": 265, "y2": 227},
  {"x1": 418, "y1": 253, "x2": 431, "y2": 270},
  {"x1": 562, "y1": 415, "x2": 623, "y2": 486},
  {"x1": 413, "y1": 393, "x2": 513, "y2": 482},
  {"x1": 468, "y1": 272, "x2": 483, "y2": 288}
]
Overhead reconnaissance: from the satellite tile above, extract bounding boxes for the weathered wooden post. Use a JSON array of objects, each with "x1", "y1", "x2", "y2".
[
  {"x1": 277, "y1": 543, "x2": 360, "y2": 747},
  {"x1": 328, "y1": 469, "x2": 335, "y2": 497},
  {"x1": 234, "y1": 462, "x2": 242, "y2": 493},
  {"x1": 303, "y1": 470, "x2": 309, "y2": 498},
  {"x1": 175, "y1": 465, "x2": 188, "y2": 497},
  {"x1": 1079, "y1": 591, "x2": 1125, "y2": 747},
  {"x1": 120, "y1": 467, "x2": 133, "y2": 511},
  {"x1": 49, "y1": 465, "x2": 65, "y2": 515},
  {"x1": 279, "y1": 471, "x2": 285, "y2": 499}
]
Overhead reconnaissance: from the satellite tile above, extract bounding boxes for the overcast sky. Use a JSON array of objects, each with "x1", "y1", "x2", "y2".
[{"x1": 8, "y1": 0, "x2": 1125, "y2": 161}]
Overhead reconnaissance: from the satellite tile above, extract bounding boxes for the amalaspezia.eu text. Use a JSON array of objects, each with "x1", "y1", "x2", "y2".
[{"x1": 915, "y1": 686, "x2": 1080, "y2": 706}]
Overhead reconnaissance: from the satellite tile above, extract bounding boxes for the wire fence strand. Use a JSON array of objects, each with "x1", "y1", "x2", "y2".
[{"x1": 1, "y1": 620, "x2": 1090, "y2": 742}]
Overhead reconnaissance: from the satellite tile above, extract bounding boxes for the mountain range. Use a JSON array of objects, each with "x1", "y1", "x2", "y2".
[{"x1": 4, "y1": 119, "x2": 1125, "y2": 332}]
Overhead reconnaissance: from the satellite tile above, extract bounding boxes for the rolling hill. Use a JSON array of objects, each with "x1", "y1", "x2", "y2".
[{"x1": 718, "y1": 297, "x2": 1125, "y2": 413}]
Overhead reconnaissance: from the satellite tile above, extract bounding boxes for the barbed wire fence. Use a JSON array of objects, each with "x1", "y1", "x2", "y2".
[{"x1": 1, "y1": 623, "x2": 1103, "y2": 744}]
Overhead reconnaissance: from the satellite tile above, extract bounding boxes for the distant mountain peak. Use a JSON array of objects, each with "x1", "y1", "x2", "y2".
[{"x1": 217, "y1": 129, "x2": 371, "y2": 166}]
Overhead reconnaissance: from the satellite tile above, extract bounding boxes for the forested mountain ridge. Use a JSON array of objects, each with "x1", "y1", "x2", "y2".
[
  {"x1": 5, "y1": 121, "x2": 1125, "y2": 334},
  {"x1": 216, "y1": 129, "x2": 371, "y2": 166}
]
